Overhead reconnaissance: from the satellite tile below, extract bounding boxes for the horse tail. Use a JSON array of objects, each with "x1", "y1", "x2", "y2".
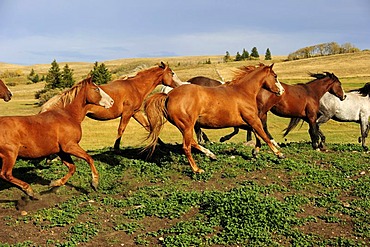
[
  {"x1": 144, "y1": 93, "x2": 168, "y2": 156},
  {"x1": 283, "y1": 118, "x2": 303, "y2": 137}
]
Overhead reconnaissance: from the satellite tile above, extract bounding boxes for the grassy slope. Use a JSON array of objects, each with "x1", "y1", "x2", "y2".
[{"x1": 0, "y1": 51, "x2": 370, "y2": 150}]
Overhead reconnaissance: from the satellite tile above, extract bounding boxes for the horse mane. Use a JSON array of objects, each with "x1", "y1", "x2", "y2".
[
  {"x1": 349, "y1": 82, "x2": 370, "y2": 97},
  {"x1": 226, "y1": 65, "x2": 258, "y2": 85},
  {"x1": 40, "y1": 77, "x2": 90, "y2": 112},
  {"x1": 309, "y1": 72, "x2": 339, "y2": 81}
]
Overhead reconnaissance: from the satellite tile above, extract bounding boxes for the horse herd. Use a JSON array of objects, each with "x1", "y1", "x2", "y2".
[{"x1": 0, "y1": 62, "x2": 369, "y2": 199}]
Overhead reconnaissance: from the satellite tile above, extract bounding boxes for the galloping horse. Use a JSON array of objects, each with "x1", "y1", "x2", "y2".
[
  {"x1": 41, "y1": 62, "x2": 181, "y2": 150},
  {"x1": 144, "y1": 64, "x2": 285, "y2": 173},
  {"x1": 0, "y1": 77, "x2": 114, "y2": 199},
  {"x1": 161, "y1": 75, "x2": 224, "y2": 143},
  {"x1": 0, "y1": 79, "x2": 12, "y2": 102},
  {"x1": 266, "y1": 73, "x2": 346, "y2": 150},
  {"x1": 291, "y1": 82, "x2": 370, "y2": 150}
]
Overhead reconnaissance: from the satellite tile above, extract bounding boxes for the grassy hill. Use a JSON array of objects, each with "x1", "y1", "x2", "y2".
[{"x1": 0, "y1": 51, "x2": 370, "y2": 150}]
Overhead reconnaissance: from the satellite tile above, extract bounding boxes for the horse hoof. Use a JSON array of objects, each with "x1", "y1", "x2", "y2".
[
  {"x1": 219, "y1": 137, "x2": 226, "y2": 142},
  {"x1": 277, "y1": 153, "x2": 285, "y2": 159},
  {"x1": 91, "y1": 181, "x2": 99, "y2": 191},
  {"x1": 50, "y1": 179, "x2": 62, "y2": 187},
  {"x1": 363, "y1": 146, "x2": 369, "y2": 152},
  {"x1": 195, "y1": 168, "x2": 205, "y2": 174}
]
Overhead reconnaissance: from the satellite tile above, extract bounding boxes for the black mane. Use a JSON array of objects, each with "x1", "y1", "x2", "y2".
[
  {"x1": 349, "y1": 82, "x2": 370, "y2": 97},
  {"x1": 309, "y1": 72, "x2": 339, "y2": 81}
]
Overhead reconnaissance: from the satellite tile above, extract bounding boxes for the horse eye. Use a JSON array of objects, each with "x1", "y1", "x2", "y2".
[{"x1": 95, "y1": 88, "x2": 100, "y2": 92}]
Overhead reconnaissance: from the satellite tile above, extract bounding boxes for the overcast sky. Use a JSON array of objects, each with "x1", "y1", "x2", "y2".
[{"x1": 0, "y1": 0, "x2": 369, "y2": 65}]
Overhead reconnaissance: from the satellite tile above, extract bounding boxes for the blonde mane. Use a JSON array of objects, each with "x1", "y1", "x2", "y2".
[
  {"x1": 226, "y1": 65, "x2": 259, "y2": 85},
  {"x1": 40, "y1": 78, "x2": 89, "y2": 113}
]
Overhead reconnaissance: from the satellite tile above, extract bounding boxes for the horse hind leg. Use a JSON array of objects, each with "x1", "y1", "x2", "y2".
[
  {"x1": 220, "y1": 127, "x2": 239, "y2": 142},
  {"x1": 49, "y1": 152, "x2": 76, "y2": 187},
  {"x1": 114, "y1": 115, "x2": 132, "y2": 151},
  {"x1": 0, "y1": 153, "x2": 38, "y2": 199},
  {"x1": 359, "y1": 120, "x2": 369, "y2": 151}
]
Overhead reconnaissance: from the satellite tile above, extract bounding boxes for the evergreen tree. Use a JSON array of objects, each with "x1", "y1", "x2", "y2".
[
  {"x1": 265, "y1": 48, "x2": 272, "y2": 60},
  {"x1": 45, "y1": 59, "x2": 62, "y2": 89},
  {"x1": 61, "y1": 64, "x2": 75, "y2": 88},
  {"x1": 250, "y1": 47, "x2": 259, "y2": 59},
  {"x1": 241, "y1": 49, "x2": 249, "y2": 60},
  {"x1": 223, "y1": 51, "x2": 231, "y2": 62},
  {"x1": 27, "y1": 68, "x2": 40, "y2": 83},
  {"x1": 235, "y1": 51, "x2": 242, "y2": 61},
  {"x1": 90, "y1": 62, "x2": 112, "y2": 85}
]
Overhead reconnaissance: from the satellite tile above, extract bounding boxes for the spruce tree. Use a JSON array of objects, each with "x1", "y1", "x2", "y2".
[
  {"x1": 250, "y1": 47, "x2": 260, "y2": 59},
  {"x1": 241, "y1": 49, "x2": 249, "y2": 60},
  {"x1": 223, "y1": 51, "x2": 231, "y2": 62},
  {"x1": 265, "y1": 48, "x2": 272, "y2": 60},
  {"x1": 91, "y1": 62, "x2": 112, "y2": 85},
  {"x1": 45, "y1": 59, "x2": 62, "y2": 89},
  {"x1": 235, "y1": 51, "x2": 242, "y2": 61},
  {"x1": 61, "y1": 64, "x2": 75, "y2": 88}
]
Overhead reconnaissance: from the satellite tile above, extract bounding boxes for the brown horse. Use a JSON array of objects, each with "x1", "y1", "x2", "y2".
[
  {"x1": 144, "y1": 64, "x2": 285, "y2": 173},
  {"x1": 227, "y1": 72, "x2": 346, "y2": 150},
  {"x1": 0, "y1": 79, "x2": 12, "y2": 102},
  {"x1": 80, "y1": 62, "x2": 181, "y2": 150},
  {"x1": 0, "y1": 77, "x2": 114, "y2": 199}
]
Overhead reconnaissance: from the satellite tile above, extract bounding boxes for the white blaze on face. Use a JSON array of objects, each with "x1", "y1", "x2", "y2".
[
  {"x1": 98, "y1": 87, "x2": 114, "y2": 108},
  {"x1": 172, "y1": 71, "x2": 183, "y2": 86},
  {"x1": 275, "y1": 78, "x2": 285, "y2": 96}
]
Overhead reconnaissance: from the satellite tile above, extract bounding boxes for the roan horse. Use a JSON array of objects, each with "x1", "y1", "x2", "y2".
[
  {"x1": 42, "y1": 62, "x2": 181, "y2": 151},
  {"x1": 289, "y1": 82, "x2": 370, "y2": 150},
  {"x1": 0, "y1": 79, "x2": 12, "y2": 102},
  {"x1": 262, "y1": 72, "x2": 346, "y2": 150},
  {"x1": 0, "y1": 77, "x2": 114, "y2": 199},
  {"x1": 144, "y1": 64, "x2": 285, "y2": 173}
]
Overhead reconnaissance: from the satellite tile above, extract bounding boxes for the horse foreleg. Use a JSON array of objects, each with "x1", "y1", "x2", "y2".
[
  {"x1": 220, "y1": 127, "x2": 239, "y2": 142},
  {"x1": 245, "y1": 117, "x2": 285, "y2": 159},
  {"x1": 260, "y1": 113, "x2": 280, "y2": 148},
  {"x1": 308, "y1": 120, "x2": 320, "y2": 150},
  {"x1": 50, "y1": 152, "x2": 76, "y2": 188},
  {"x1": 359, "y1": 119, "x2": 369, "y2": 151},
  {"x1": 0, "y1": 153, "x2": 38, "y2": 199},
  {"x1": 63, "y1": 144, "x2": 99, "y2": 190}
]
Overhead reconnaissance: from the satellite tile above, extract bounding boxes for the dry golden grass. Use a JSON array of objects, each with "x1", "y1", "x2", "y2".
[{"x1": 0, "y1": 51, "x2": 370, "y2": 150}]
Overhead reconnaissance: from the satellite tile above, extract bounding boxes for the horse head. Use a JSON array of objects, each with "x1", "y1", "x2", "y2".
[
  {"x1": 158, "y1": 62, "x2": 182, "y2": 89},
  {"x1": 85, "y1": 77, "x2": 114, "y2": 108},
  {"x1": 324, "y1": 72, "x2": 346, "y2": 101},
  {"x1": 262, "y1": 64, "x2": 285, "y2": 96},
  {"x1": 0, "y1": 79, "x2": 12, "y2": 102}
]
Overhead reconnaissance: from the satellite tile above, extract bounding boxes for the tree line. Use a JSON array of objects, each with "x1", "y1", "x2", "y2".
[
  {"x1": 287, "y1": 42, "x2": 360, "y2": 60},
  {"x1": 223, "y1": 47, "x2": 272, "y2": 62}
]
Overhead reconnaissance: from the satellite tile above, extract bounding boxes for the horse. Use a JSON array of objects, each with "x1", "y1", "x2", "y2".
[
  {"x1": 41, "y1": 62, "x2": 181, "y2": 151},
  {"x1": 144, "y1": 64, "x2": 285, "y2": 173},
  {"x1": 289, "y1": 82, "x2": 370, "y2": 150},
  {"x1": 161, "y1": 75, "x2": 225, "y2": 144},
  {"x1": 0, "y1": 77, "x2": 114, "y2": 199},
  {"x1": 220, "y1": 73, "x2": 347, "y2": 149},
  {"x1": 260, "y1": 72, "x2": 346, "y2": 150},
  {"x1": 0, "y1": 79, "x2": 12, "y2": 102}
]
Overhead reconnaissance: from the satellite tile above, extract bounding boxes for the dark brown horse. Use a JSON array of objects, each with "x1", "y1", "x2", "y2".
[
  {"x1": 0, "y1": 79, "x2": 12, "y2": 102},
  {"x1": 0, "y1": 77, "x2": 114, "y2": 199},
  {"x1": 144, "y1": 64, "x2": 285, "y2": 173},
  {"x1": 232, "y1": 72, "x2": 346, "y2": 150}
]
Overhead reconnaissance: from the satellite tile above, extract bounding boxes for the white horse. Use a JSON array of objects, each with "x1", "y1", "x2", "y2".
[{"x1": 317, "y1": 82, "x2": 370, "y2": 150}]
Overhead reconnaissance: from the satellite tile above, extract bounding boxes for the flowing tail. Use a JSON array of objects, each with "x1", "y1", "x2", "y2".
[
  {"x1": 283, "y1": 118, "x2": 304, "y2": 137},
  {"x1": 144, "y1": 93, "x2": 168, "y2": 156}
]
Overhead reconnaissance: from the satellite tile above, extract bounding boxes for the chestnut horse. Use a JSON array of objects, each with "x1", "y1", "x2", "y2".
[
  {"x1": 144, "y1": 64, "x2": 285, "y2": 173},
  {"x1": 242, "y1": 72, "x2": 346, "y2": 150},
  {"x1": 0, "y1": 79, "x2": 12, "y2": 102},
  {"x1": 0, "y1": 77, "x2": 114, "y2": 199},
  {"x1": 42, "y1": 62, "x2": 181, "y2": 150}
]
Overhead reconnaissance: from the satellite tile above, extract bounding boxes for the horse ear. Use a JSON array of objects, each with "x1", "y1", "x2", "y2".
[
  {"x1": 159, "y1": 61, "x2": 166, "y2": 69},
  {"x1": 269, "y1": 63, "x2": 274, "y2": 69}
]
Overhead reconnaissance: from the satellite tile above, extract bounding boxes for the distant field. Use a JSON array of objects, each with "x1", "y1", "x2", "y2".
[{"x1": 0, "y1": 51, "x2": 370, "y2": 150}]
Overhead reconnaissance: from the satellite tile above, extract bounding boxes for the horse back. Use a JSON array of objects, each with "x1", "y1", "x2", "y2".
[{"x1": 188, "y1": 76, "x2": 222, "y2": 87}]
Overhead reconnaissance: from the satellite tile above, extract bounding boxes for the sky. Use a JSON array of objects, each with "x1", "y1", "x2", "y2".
[{"x1": 0, "y1": 0, "x2": 369, "y2": 65}]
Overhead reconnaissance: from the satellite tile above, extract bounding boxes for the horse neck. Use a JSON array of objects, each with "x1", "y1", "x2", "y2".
[
  {"x1": 64, "y1": 87, "x2": 89, "y2": 123},
  {"x1": 232, "y1": 69, "x2": 266, "y2": 97},
  {"x1": 307, "y1": 77, "x2": 335, "y2": 100},
  {"x1": 130, "y1": 68, "x2": 164, "y2": 99}
]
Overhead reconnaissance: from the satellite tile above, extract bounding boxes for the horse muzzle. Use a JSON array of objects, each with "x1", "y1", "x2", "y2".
[{"x1": 340, "y1": 94, "x2": 347, "y2": 101}]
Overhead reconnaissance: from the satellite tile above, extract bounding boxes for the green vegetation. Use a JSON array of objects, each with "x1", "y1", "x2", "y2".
[{"x1": 0, "y1": 142, "x2": 369, "y2": 246}]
